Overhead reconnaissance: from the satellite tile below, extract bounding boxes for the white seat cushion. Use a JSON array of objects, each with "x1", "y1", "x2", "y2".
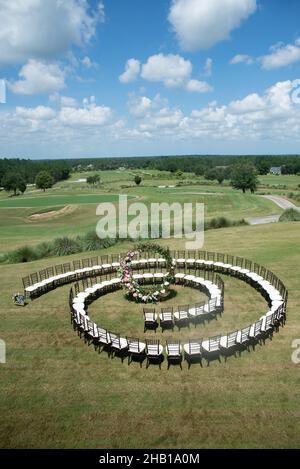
[
  {"x1": 144, "y1": 313, "x2": 157, "y2": 322},
  {"x1": 111, "y1": 337, "x2": 128, "y2": 349},
  {"x1": 159, "y1": 313, "x2": 173, "y2": 321},
  {"x1": 201, "y1": 340, "x2": 220, "y2": 352},
  {"x1": 174, "y1": 311, "x2": 188, "y2": 320},
  {"x1": 128, "y1": 341, "x2": 146, "y2": 353},
  {"x1": 183, "y1": 343, "x2": 201, "y2": 355},
  {"x1": 147, "y1": 344, "x2": 163, "y2": 355},
  {"x1": 166, "y1": 344, "x2": 182, "y2": 356}
]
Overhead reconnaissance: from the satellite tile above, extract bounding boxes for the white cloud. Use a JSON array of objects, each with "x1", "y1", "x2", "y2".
[
  {"x1": 232, "y1": 39, "x2": 300, "y2": 70},
  {"x1": 260, "y1": 42, "x2": 300, "y2": 70},
  {"x1": 229, "y1": 93, "x2": 266, "y2": 113},
  {"x1": 139, "y1": 108, "x2": 184, "y2": 132},
  {"x1": 60, "y1": 96, "x2": 78, "y2": 107},
  {"x1": 2, "y1": 80, "x2": 300, "y2": 153},
  {"x1": 121, "y1": 53, "x2": 212, "y2": 93},
  {"x1": 168, "y1": 0, "x2": 257, "y2": 51},
  {"x1": 16, "y1": 105, "x2": 56, "y2": 121},
  {"x1": 230, "y1": 54, "x2": 254, "y2": 65},
  {"x1": 119, "y1": 59, "x2": 141, "y2": 83},
  {"x1": 9, "y1": 60, "x2": 65, "y2": 95},
  {"x1": 0, "y1": 0, "x2": 104, "y2": 64},
  {"x1": 203, "y1": 58, "x2": 213, "y2": 76},
  {"x1": 141, "y1": 54, "x2": 192, "y2": 88},
  {"x1": 82, "y1": 56, "x2": 99, "y2": 69},
  {"x1": 186, "y1": 79, "x2": 213, "y2": 93},
  {"x1": 127, "y1": 94, "x2": 168, "y2": 117},
  {"x1": 59, "y1": 102, "x2": 112, "y2": 127},
  {"x1": 128, "y1": 95, "x2": 153, "y2": 117},
  {"x1": 125, "y1": 80, "x2": 300, "y2": 143},
  {"x1": 49, "y1": 93, "x2": 78, "y2": 108}
]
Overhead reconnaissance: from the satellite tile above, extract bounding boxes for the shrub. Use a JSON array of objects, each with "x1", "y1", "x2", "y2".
[
  {"x1": 8, "y1": 246, "x2": 38, "y2": 263},
  {"x1": 35, "y1": 241, "x2": 55, "y2": 258},
  {"x1": 209, "y1": 217, "x2": 231, "y2": 229},
  {"x1": 51, "y1": 237, "x2": 82, "y2": 256},
  {"x1": 279, "y1": 209, "x2": 300, "y2": 222},
  {"x1": 80, "y1": 231, "x2": 118, "y2": 251},
  {"x1": 204, "y1": 217, "x2": 247, "y2": 231}
]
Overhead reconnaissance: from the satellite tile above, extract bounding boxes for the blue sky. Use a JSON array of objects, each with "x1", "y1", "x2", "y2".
[{"x1": 1, "y1": 0, "x2": 300, "y2": 158}]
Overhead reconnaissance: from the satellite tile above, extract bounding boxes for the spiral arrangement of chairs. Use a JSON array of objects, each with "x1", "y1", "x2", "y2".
[{"x1": 22, "y1": 249, "x2": 288, "y2": 368}]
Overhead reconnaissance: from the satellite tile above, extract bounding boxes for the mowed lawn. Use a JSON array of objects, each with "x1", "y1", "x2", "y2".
[
  {"x1": 0, "y1": 193, "x2": 122, "y2": 208},
  {"x1": 0, "y1": 222, "x2": 300, "y2": 448},
  {"x1": 258, "y1": 174, "x2": 300, "y2": 189},
  {"x1": 0, "y1": 185, "x2": 282, "y2": 254}
]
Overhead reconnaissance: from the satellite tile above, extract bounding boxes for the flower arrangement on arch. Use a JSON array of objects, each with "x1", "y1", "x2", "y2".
[{"x1": 118, "y1": 243, "x2": 174, "y2": 303}]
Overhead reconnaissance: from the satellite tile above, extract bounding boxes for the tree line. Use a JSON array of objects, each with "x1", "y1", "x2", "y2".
[
  {"x1": 0, "y1": 159, "x2": 70, "y2": 195},
  {"x1": 0, "y1": 154, "x2": 299, "y2": 195},
  {"x1": 69, "y1": 154, "x2": 300, "y2": 175}
]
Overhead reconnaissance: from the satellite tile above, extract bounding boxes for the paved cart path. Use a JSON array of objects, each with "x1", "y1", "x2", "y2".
[{"x1": 246, "y1": 195, "x2": 300, "y2": 225}]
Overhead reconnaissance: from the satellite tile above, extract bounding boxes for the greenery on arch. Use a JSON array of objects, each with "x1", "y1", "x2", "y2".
[{"x1": 119, "y1": 242, "x2": 174, "y2": 304}]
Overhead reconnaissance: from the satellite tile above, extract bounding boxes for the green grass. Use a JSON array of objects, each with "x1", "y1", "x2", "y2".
[
  {"x1": 279, "y1": 208, "x2": 300, "y2": 222},
  {"x1": 258, "y1": 174, "x2": 300, "y2": 189},
  {"x1": 0, "y1": 179, "x2": 283, "y2": 255},
  {"x1": 0, "y1": 193, "x2": 123, "y2": 208},
  {"x1": 0, "y1": 222, "x2": 300, "y2": 448}
]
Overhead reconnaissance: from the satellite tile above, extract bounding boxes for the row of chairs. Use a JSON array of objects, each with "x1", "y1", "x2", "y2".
[
  {"x1": 69, "y1": 259, "x2": 287, "y2": 366},
  {"x1": 22, "y1": 250, "x2": 288, "y2": 302},
  {"x1": 143, "y1": 299, "x2": 219, "y2": 332},
  {"x1": 70, "y1": 292, "x2": 285, "y2": 368}
]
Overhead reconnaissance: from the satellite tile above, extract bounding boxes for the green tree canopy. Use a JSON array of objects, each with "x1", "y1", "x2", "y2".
[
  {"x1": 231, "y1": 164, "x2": 258, "y2": 193},
  {"x1": 204, "y1": 167, "x2": 227, "y2": 184},
  {"x1": 35, "y1": 171, "x2": 54, "y2": 192},
  {"x1": 134, "y1": 175, "x2": 142, "y2": 185},
  {"x1": 1, "y1": 173, "x2": 27, "y2": 196},
  {"x1": 86, "y1": 174, "x2": 101, "y2": 186}
]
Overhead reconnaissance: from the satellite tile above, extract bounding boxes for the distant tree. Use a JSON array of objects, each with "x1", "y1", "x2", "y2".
[
  {"x1": 175, "y1": 169, "x2": 183, "y2": 178},
  {"x1": 87, "y1": 174, "x2": 101, "y2": 186},
  {"x1": 215, "y1": 168, "x2": 226, "y2": 184},
  {"x1": 134, "y1": 175, "x2": 142, "y2": 185},
  {"x1": 231, "y1": 164, "x2": 258, "y2": 193},
  {"x1": 204, "y1": 168, "x2": 225, "y2": 184},
  {"x1": 256, "y1": 160, "x2": 270, "y2": 175},
  {"x1": 204, "y1": 168, "x2": 216, "y2": 181},
  {"x1": 18, "y1": 179, "x2": 27, "y2": 194},
  {"x1": 167, "y1": 162, "x2": 178, "y2": 173},
  {"x1": 35, "y1": 171, "x2": 54, "y2": 192},
  {"x1": 1, "y1": 173, "x2": 27, "y2": 196}
]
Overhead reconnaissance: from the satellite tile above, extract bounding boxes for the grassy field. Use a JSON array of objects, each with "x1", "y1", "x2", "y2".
[
  {"x1": 0, "y1": 168, "x2": 299, "y2": 448},
  {"x1": 0, "y1": 193, "x2": 122, "y2": 208},
  {"x1": 0, "y1": 171, "x2": 283, "y2": 254},
  {"x1": 0, "y1": 221, "x2": 300, "y2": 448},
  {"x1": 258, "y1": 174, "x2": 300, "y2": 189}
]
